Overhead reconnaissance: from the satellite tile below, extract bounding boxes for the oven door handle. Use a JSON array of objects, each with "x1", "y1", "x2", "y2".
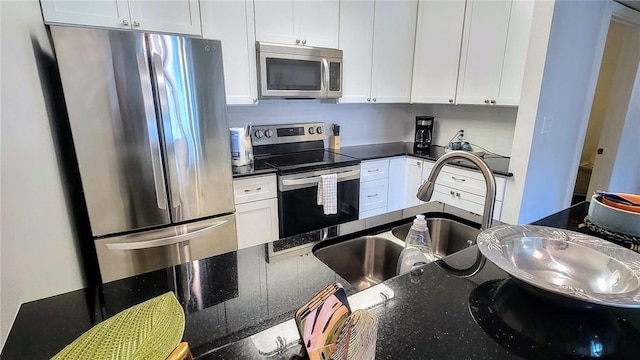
[{"x1": 281, "y1": 169, "x2": 360, "y2": 186}]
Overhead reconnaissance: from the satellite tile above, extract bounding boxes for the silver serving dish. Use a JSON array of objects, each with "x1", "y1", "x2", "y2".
[{"x1": 477, "y1": 225, "x2": 640, "y2": 308}]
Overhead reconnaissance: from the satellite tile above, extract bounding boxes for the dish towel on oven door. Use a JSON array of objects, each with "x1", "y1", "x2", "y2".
[{"x1": 317, "y1": 174, "x2": 338, "y2": 215}]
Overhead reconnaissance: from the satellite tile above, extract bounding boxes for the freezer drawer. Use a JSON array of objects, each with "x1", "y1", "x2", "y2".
[{"x1": 95, "y1": 214, "x2": 237, "y2": 283}]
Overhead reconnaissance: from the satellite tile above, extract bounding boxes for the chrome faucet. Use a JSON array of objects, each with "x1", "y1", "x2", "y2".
[{"x1": 416, "y1": 151, "x2": 497, "y2": 230}]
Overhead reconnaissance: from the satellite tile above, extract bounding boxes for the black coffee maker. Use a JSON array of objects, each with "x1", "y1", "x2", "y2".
[{"x1": 414, "y1": 116, "x2": 434, "y2": 154}]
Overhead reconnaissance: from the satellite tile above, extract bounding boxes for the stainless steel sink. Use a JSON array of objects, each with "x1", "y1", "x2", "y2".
[
  {"x1": 392, "y1": 218, "x2": 480, "y2": 258},
  {"x1": 313, "y1": 236, "x2": 403, "y2": 291}
]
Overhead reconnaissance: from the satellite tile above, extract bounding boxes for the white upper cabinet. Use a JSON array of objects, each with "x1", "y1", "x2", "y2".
[
  {"x1": 411, "y1": 0, "x2": 466, "y2": 104},
  {"x1": 41, "y1": 0, "x2": 202, "y2": 36},
  {"x1": 338, "y1": 0, "x2": 375, "y2": 103},
  {"x1": 495, "y1": 0, "x2": 534, "y2": 106},
  {"x1": 128, "y1": 0, "x2": 201, "y2": 35},
  {"x1": 254, "y1": 0, "x2": 339, "y2": 48},
  {"x1": 456, "y1": 0, "x2": 512, "y2": 105},
  {"x1": 201, "y1": 0, "x2": 258, "y2": 105},
  {"x1": 339, "y1": 0, "x2": 418, "y2": 104},
  {"x1": 370, "y1": 0, "x2": 418, "y2": 103}
]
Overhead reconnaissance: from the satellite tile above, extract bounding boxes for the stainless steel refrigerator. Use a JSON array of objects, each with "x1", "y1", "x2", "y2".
[{"x1": 50, "y1": 26, "x2": 237, "y2": 283}]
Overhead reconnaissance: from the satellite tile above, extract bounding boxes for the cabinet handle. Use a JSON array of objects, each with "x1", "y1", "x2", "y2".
[
  {"x1": 484, "y1": 99, "x2": 490, "y2": 104},
  {"x1": 450, "y1": 190, "x2": 455, "y2": 196},
  {"x1": 122, "y1": 20, "x2": 130, "y2": 26},
  {"x1": 456, "y1": 192, "x2": 461, "y2": 197},
  {"x1": 366, "y1": 98, "x2": 371, "y2": 102},
  {"x1": 367, "y1": 194, "x2": 379, "y2": 198},
  {"x1": 490, "y1": 99, "x2": 496, "y2": 104},
  {"x1": 367, "y1": 169, "x2": 380, "y2": 173},
  {"x1": 253, "y1": 98, "x2": 258, "y2": 103},
  {"x1": 302, "y1": 39, "x2": 307, "y2": 45},
  {"x1": 417, "y1": 162, "x2": 421, "y2": 166},
  {"x1": 451, "y1": 176, "x2": 466, "y2": 182},
  {"x1": 296, "y1": 39, "x2": 301, "y2": 44},
  {"x1": 448, "y1": 98, "x2": 454, "y2": 104},
  {"x1": 256, "y1": 187, "x2": 262, "y2": 191},
  {"x1": 133, "y1": 21, "x2": 140, "y2": 27},
  {"x1": 372, "y1": 98, "x2": 377, "y2": 102},
  {"x1": 244, "y1": 189, "x2": 251, "y2": 193}
]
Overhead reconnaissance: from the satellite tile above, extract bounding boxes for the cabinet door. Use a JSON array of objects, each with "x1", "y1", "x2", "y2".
[
  {"x1": 235, "y1": 198, "x2": 279, "y2": 249},
  {"x1": 41, "y1": 0, "x2": 131, "y2": 29},
  {"x1": 387, "y1": 157, "x2": 407, "y2": 211},
  {"x1": 201, "y1": 0, "x2": 258, "y2": 105},
  {"x1": 295, "y1": 0, "x2": 339, "y2": 48},
  {"x1": 411, "y1": 0, "x2": 466, "y2": 104},
  {"x1": 495, "y1": 0, "x2": 534, "y2": 106},
  {"x1": 359, "y1": 179, "x2": 389, "y2": 216},
  {"x1": 456, "y1": 0, "x2": 511, "y2": 105},
  {"x1": 254, "y1": 0, "x2": 296, "y2": 44},
  {"x1": 404, "y1": 158, "x2": 424, "y2": 207},
  {"x1": 128, "y1": 0, "x2": 201, "y2": 35},
  {"x1": 338, "y1": 0, "x2": 375, "y2": 103},
  {"x1": 370, "y1": 0, "x2": 418, "y2": 103}
]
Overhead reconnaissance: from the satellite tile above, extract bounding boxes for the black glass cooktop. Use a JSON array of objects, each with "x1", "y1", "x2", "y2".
[{"x1": 258, "y1": 150, "x2": 360, "y2": 174}]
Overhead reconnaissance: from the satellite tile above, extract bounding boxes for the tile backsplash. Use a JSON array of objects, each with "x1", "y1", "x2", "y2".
[{"x1": 227, "y1": 101, "x2": 517, "y2": 157}]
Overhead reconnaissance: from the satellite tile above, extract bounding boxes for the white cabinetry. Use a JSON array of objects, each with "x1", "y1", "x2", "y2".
[
  {"x1": 41, "y1": 0, "x2": 202, "y2": 36},
  {"x1": 339, "y1": 0, "x2": 418, "y2": 103},
  {"x1": 456, "y1": 0, "x2": 533, "y2": 106},
  {"x1": 201, "y1": 0, "x2": 258, "y2": 105},
  {"x1": 254, "y1": 0, "x2": 339, "y2": 48},
  {"x1": 411, "y1": 0, "x2": 466, "y2": 104},
  {"x1": 387, "y1": 157, "x2": 407, "y2": 212},
  {"x1": 404, "y1": 157, "x2": 434, "y2": 208},
  {"x1": 233, "y1": 175, "x2": 279, "y2": 250},
  {"x1": 359, "y1": 159, "x2": 390, "y2": 219}
]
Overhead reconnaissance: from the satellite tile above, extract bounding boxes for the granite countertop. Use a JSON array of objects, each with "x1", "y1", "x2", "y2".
[
  {"x1": 331, "y1": 142, "x2": 513, "y2": 177},
  {"x1": 4, "y1": 202, "x2": 640, "y2": 359}
]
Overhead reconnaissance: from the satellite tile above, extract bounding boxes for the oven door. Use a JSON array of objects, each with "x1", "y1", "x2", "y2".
[{"x1": 278, "y1": 166, "x2": 360, "y2": 237}]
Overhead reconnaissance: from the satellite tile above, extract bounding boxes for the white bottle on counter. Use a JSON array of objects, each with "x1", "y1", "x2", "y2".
[{"x1": 397, "y1": 215, "x2": 436, "y2": 275}]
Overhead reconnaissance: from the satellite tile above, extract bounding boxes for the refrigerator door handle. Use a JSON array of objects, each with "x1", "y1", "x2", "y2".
[
  {"x1": 150, "y1": 51, "x2": 181, "y2": 211},
  {"x1": 137, "y1": 52, "x2": 167, "y2": 210},
  {"x1": 106, "y1": 220, "x2": 228, "y2": 250}
]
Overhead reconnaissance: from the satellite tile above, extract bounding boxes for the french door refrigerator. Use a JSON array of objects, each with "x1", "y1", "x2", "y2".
[{"x1": 50, "y1": 26, "x2": 237, "y2": 283}]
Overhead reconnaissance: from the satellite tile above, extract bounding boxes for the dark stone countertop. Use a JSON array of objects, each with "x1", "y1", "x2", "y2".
[
  {"x1": 4, "y1": 202, "x2": 640, "y2": 359},
  {"x1": 231, "y1": 163, "x2": 278, "y2": 178},
  {"x1": 331, "y1": 142, "x2": 513, "y2": 177}
]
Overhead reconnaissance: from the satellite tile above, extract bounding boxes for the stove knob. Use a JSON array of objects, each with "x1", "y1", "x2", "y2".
[
  {"x1": 265, "y1": 129, "x2": 273, "y2": 138},
  {"x1": 308, "y1": 127, "x2": 315, "y2": 135},
  {"x1": 316, "y1": 126, "x2": 323, "y2": 135},
  {"x1": 255, "y1": 130, "x2": 264, "y2": 138}
]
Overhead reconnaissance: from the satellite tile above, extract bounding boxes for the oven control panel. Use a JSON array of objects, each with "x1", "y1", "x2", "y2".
[{"x1": 251, "y1": 122, "x2": 325, "y2": 146}]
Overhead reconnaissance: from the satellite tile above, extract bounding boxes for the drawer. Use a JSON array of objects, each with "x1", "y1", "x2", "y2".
[
  {"x1": 432, "y1": 185, "x2": 503, "y2": 221},
  {"x1": 432, "y1": 165, "x2": 506, "y2": 202},
  {"x1": 359, "y1": 178, "x2": 388, "y2": 213},
  {"x1": 360, "y1": 159, "x2": 390, "y2": 182},
  {"x1": 233, "y1": 174, "x2": 277, "y2": 204}
]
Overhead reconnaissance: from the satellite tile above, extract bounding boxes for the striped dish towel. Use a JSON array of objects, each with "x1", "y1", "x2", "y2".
[{"x1": 317, "y1": 174, "x2": 338, "y2": 215}]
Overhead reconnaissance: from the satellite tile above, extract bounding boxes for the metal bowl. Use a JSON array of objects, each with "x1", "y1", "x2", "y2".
[{"x1": 477, "y1": 225, "x2": 640, "y2": 308}]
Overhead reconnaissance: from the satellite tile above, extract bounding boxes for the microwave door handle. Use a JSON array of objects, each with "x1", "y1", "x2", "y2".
[
  {"x1": 137, "y1": 52, "x2": 167, "y2": 210},
  {"x1": 322, "y1": 58, "x2": 329, "y2": 96},
  {"x1": 105, "y1": 220, "x2": 227, "y2": 250}
]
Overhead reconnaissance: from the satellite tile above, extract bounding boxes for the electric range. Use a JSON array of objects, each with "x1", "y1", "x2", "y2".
[{"x1": 250, "y1": 122, "x2": 361, "y2": 256}]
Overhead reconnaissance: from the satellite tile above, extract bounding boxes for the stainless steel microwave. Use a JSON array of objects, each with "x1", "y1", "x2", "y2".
[{"x1": 257, "y1": 42, "x2": 342, "y2": 99}]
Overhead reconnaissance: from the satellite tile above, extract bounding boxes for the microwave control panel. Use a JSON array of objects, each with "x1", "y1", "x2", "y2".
[{"x1": 329, "y1": 62, "x2": 341, "y2": 92}]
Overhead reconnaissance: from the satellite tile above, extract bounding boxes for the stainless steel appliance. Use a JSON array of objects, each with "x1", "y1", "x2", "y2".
[
  {"x1": 50, "y1": 26, "x2": 237, "y2": 283},
  {"x1": 414, "y1": 116, "x2": 434, "y2": 154},
  {"x1": 256, "y1": 42, "x2": 343, "y2": 99},
  {"x1": 251, "y1": 123, "x2": 360, "y2": 238}
]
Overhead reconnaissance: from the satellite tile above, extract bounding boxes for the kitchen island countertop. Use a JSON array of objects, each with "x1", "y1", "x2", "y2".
[{"x1": 3, "y1": 202, "x2": 639, "y2": 359}]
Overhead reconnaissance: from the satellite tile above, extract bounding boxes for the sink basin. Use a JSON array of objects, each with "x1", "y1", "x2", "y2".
[
  {"x1": 392, "y1": 217, "x2": 480, "y2": 258},
  {"x1": 313, "y1": 236, "x2": 403, "y2": 291}
]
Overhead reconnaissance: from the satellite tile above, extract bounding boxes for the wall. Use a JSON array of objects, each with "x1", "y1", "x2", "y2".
[
  {"x1": 504, "y1": 0, "x2": 610, "y2": 224},
  {"x1": 0, "y1": 0, "x2": 85, "y2": 349},
  {"x1": 228, "y1": 101, "x2": 517, "y2": 155}
]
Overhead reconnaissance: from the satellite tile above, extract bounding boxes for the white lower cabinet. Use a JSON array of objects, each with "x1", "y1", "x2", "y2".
[
  {"x1": 233, "y1": 175, "x2": 279, "y2": 249},
  {"x1": 359, "y1": 159, "x2": 390, "y2": 219}
]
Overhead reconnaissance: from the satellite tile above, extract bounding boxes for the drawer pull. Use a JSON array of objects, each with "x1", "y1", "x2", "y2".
[
  {"x1": 367, "y1": 169, "x2": 380, "y2": 173},
  {"x1": 256, "y1": 187, "x2": 262, "y2": 191},
  {"x1": 244, "y1": 189, "x2": 250, "y2": 193},
  {"x1": 243, "y1": 187, "x2": 263, "y2": 193},
  {"x1": 450, "y1": 191, "x2": 455, "y2": 196},
  {"x1": 451, "y1": 176, "x2": 466, "y2": 182},
  {"x1": 367, "y1": 194, "x2": 379, "y2": 198},
  {"x1": 456, "y1": 192, "x2": 461, "y2": 197}
]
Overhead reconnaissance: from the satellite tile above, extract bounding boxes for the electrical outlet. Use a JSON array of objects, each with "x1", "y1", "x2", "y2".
[{"x1": 458, "y1": 129, "x2": 465, "y2": 140}]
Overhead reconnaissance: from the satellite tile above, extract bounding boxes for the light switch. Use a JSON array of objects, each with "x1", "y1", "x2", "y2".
[{"x1": 541, "y1": 116, "x2": 553, "y2": 135}]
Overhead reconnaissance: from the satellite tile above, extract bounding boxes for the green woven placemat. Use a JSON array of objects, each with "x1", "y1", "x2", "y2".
[{"x1": 51, "y1": 292, "x2": 185, "y2": 360}]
